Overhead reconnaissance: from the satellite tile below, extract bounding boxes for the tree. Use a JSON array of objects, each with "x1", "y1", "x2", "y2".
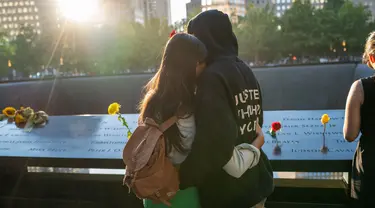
[
  {"x1": 324, "y1": 0, "x2": 345, "y2": 12},
  {"x1": 126, "y1": 19, "x2": 171, "y2": 71},
  {"x1": 338, "y1": 1, "x2": 373, "y2": 55},
  {"x1": 313, "y1": 8, "x2": 341, "y2": 56},
  {"x1": 187, "y1": 7, "x2": 201, "y2": 20},
  {"x1": 91, "y1": 19, "x2": 172, "y2": 74},
  {"x1": 11, "y1": 25, "x2": 40, "y2": 76},
  {"x1": 73, "y1": 23, "x2": 131, "y2": 74},
  {"x1": 0, "y1": 32, "x2": 15, "y2": 77},
  {"x1": 235, "y1": 4, "x2": 280, "y2": 62},
  {"x1": 279, "y1": 0, "x2": 321, "y2": 58},
  {"x1": 173, "y1": 8, "x2": 201, "y2": 32},
  {"x1": 33, "y1": 26, "x2": 60, "y2": 70},
  {"x1": 173, "y1": 18, "x2": 188, "y2": 32}
]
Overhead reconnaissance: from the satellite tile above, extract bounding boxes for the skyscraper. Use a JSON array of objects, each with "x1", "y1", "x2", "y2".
[
  {"x1": 186, "y1": 0, "x2": 201, "y2": 18},
  {"x1": 0, "y1": 0, "x2": 152, "y2": 39},
  {"x1": 103, "y1": 0, "x2": 133, "y2": 25},
  {"x1": 0, "y1": 0, "x2": 50, "y2": 38},
  {"x1": 126, "y1": 0, "x2": 147, "y2": 24},
  {"x1": 105, "y1": 0, "x2": 171, "y2": 26},
  {"x1": 142, "y1": 0, "x2": 171, "y2": 25},
  {"x1": 271, "y1": 0, "x2": 327, "y2": 17},
  {"x1": 131, "y1": 0, "x2": 146, "y2": 24},
  {"x1": 248, "y1": 0, "x2": 273, "y2": 9},
  {"x1": 201, "y1": 0, "x2": 247, "y2": 23}
]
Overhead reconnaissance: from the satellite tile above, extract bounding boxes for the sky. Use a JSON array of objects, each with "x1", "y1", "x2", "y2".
[{"x1": 171, "y1": 0, "x2": 190, "y2": 23}]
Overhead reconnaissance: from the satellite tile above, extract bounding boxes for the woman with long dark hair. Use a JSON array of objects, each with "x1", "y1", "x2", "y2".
[
  {"x1": 344, "y1": 31, "x2": 375, "y2": 207},
  {"x1": 140, "y1": 33, "x2": 265, "y2": 208}
]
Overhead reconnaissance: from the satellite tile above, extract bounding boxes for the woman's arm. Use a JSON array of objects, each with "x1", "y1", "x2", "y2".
[
  {"x1": 343, "y1": 80, "x2": 364, "y2": 142},
  {"x1": 222, "y1": 143, "x2": 261, "y2": 178},
  {"x1": 223, "y1": 123, "x2": 263, "y2": 178}
]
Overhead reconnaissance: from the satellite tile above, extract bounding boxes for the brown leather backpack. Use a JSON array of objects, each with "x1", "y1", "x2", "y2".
[{"x1": 122, "y1": 116, "x2": 179, "y2": 206}]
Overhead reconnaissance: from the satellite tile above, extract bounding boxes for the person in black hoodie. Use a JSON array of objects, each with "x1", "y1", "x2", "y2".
[{"x1": 179, "y1": 10, "x2": 274, "y2": 208}]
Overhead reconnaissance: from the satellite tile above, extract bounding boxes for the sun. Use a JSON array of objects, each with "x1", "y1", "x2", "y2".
[{"x1": 57, "y1": 0, "x2": 101, "y2": 22}]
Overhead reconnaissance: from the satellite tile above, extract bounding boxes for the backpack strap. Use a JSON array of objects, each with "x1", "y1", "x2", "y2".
[
  {"x1": 159, "y1": 116, "x2": 178, "y2": 132},
  {"x1": 127, "y1": 116, "x2": 178, "y2": 171}
]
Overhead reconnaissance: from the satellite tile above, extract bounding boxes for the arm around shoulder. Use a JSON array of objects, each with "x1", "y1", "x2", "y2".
[
  {"x1": 222, "y1": 123, "x2": 263, "y2": 178},
  {"x1": 223, "y1": 143, "x2": 261, "y2": 178}
]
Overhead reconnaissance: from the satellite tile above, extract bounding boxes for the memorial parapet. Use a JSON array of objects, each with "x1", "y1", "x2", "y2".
[
  {"x1": 1, "y1": 63, "x2": 371, "y2": 115},
  {"x1": 0, "y1": 110, "x2": 355, "y2": 172}
]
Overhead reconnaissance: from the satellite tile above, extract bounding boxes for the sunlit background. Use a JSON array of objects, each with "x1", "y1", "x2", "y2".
[
  {"x1": 0, "y1": 0, "x2": 374, "y2": 81},
  {"x1": 57, "y1": 0, "x2": 102, "y2": 23}
]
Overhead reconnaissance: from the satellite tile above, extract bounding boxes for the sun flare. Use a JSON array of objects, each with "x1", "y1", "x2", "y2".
[{"x1": 57, "y1": 0, "x2": 101, "y2": 22}]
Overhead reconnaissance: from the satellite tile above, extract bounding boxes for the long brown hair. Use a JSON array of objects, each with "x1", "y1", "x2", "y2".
[{"x1": 139, "y1": 33, "x2": 207, "y2": 153}]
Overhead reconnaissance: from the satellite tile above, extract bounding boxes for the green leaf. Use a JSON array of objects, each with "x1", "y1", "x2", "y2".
[
  {"x1": 0, "y1": 114, "x2": 5, "y2": 121},
  {"x1": 116, "y1": 115, "x2": 132, "y2": 138},
  {"x1": 23, "y1": 116, "x2": 34, "y2": 132}
]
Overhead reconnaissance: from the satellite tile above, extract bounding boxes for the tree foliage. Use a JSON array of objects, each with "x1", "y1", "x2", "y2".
[
  {"x1": 234, "y1": 0, "x2": 374, "y2": 62},
  {"x1": 235, "y1": 4, "x2": 279, "y2": 62},
  {"x1": 0, "y1": 32, "x2": 14, "y2": 76},
  {"x1": 11, "y1": 25, "x2": 40, "y2": 75}
]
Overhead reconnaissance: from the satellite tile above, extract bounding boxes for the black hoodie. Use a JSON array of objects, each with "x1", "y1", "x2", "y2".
[{"x1": 179, "y1": 10, "x2": 274, "y2": 208}]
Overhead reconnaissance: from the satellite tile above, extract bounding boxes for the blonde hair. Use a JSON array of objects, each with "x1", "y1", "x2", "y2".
[{"x1": 363, "y1": 31, "x2": 375, "y2": 68}]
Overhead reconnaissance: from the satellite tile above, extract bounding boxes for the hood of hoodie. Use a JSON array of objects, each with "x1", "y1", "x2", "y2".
[{"x1": 187, "y1": 10, "x2": 238, "y2": 64}]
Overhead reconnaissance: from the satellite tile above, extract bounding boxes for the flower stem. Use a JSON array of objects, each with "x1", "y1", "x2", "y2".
[
  {"x1": 323, "y1": 124, "x2": 326, "y2": 147},
  {"x1": 117, "y1": 113, "x2": 132, "y2": 138}
]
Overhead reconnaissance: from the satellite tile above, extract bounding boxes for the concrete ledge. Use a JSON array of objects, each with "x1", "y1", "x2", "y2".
[
  {"x1": 24, "y1": 172, "x2": 348, "y2": 189},
  {"x1": 0, "y1": 172, "x2": 350, "y2": 208},
  {"x1": 266, "y1": 201, "x2": 348, "y2": 208},
  {"x1": 275, "y1": 178, "x2": 347, "y2": 189},
  {"x1": 0, "y1": 196, "x2": 96, "y2": 208}
]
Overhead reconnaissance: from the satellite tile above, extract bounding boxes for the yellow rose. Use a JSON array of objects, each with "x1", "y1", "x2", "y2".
[
  {"x1": 2, "y1": 107, "x2": 16, "y2": 118},
  {"x1": 321, "y1": 114, "x2": 330, "y2": 124},
  {"x1": 108, "y1": 102, "x2": 121, "y2": 115},
  {"x1": 15, "y1": 114, "x2": 27, "y2": 124}
]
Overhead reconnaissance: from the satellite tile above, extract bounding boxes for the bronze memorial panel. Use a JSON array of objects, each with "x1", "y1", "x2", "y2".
[{"x1": 0, "y1": 110, "x2": 356, "y2": 160}]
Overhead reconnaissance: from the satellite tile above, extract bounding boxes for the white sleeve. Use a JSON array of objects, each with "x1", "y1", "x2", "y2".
[{"x1": 222, "y1": 143, "x2": 261, "y2": 178}]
